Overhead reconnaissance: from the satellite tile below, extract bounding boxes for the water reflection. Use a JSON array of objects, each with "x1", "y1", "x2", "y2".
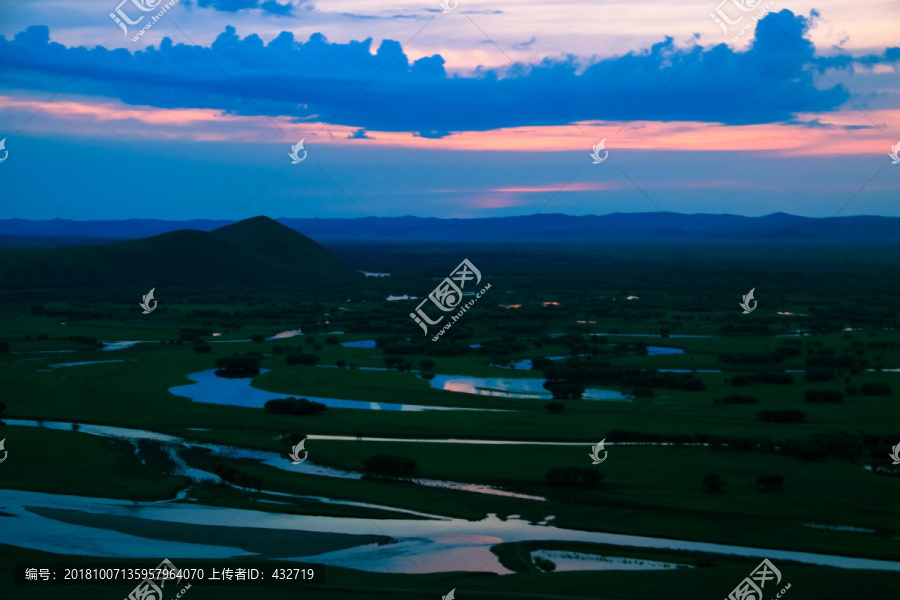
[
  {"x1": 170, "y1": 369, "x2": 498, "y2": 412},
  {"x1": 429, "y1": 375, "x2": 630, "y2": 401}
]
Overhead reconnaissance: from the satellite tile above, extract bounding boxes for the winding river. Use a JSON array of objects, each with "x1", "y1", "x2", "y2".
[{"x1": 2, "y1": 420, "x2": 898, "y2": 575}]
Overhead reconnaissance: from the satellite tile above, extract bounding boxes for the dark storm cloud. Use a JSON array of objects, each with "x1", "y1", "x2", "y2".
[{"x1": 0, "y1": 10, "x2": 896, "y2": 135}]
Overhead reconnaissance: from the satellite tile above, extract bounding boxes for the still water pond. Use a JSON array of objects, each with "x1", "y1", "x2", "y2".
[{"x1": 169, "y1": 369, "x2": 498, "y2": 412}]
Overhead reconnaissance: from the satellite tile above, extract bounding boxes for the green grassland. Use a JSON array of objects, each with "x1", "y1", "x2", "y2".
[{"x1": 2, "y1": 248, "x2": 900, "y2": 598}]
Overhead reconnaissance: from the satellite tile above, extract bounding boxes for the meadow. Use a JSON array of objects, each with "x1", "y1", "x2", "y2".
[{"x1": 1, "y1": 243, "x2": 899, "y2": 599}]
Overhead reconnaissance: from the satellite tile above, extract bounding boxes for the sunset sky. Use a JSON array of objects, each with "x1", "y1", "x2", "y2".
[{"x1": 1, "y1": 0, "x2": 898, "y2": 219}]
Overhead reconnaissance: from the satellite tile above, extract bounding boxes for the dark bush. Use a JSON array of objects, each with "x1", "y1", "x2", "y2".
[
  {"x1": 731, "y1": 373, "x2": 794, "y2": 386},
  {"x1": 783, "y1": 441, "x2": 828, "y2": 462},
  {"x1": 264, "y1": 397, "x2": 327, "y2": 416},
  {"x1": 285, "y1": 353, "x2": 320, "y2": 366},
  {"x1": 362, "y1": 454, "x2": 420, "y2": 479},
  {"x1": 719, "y1": 352, "x2": 785, "y2": 365},
  {"x1": 214, "y1": 464, "x2": 263, "y2": 491},
  {"x1": 192, "y1": 344, "x2": 212, "y2": 354},
  {"x1": 757, "y1": 410, "x2": 806, "y2": 423},
  {"x1": 860, "y1": 382, "x2": 891, "y2": 396},
  {"x1": 531, "y1": 357, "x2": 553, "y2": 371},
  {"x1": 804, "y1": 370, "x2": 834, "y2": 382},
  {"x1": 702, "y1": 473, "x2": 725, "y2": 493},
  {"x1": 545, "y1": 401, "x2": 565, "y2": 414},
  {"x1": 803, "y1": 390, "x2": 843, "y2": 404},
  {"x1": 715, "y1": 394, "x2": 758, "y2": 405},
  {"x1": 545, "y1": 467, "x2": 603, "y2": 488},
  {"x1": 543, "y1": 380, "x2": 585, "y2": 400},
  {"x1": 214, "y1": 355, "x2": 260, "y2": 378},
  {"x1": 250, "y1": 334, "x2": 266, "y2": 343},
  {"x1": 384, "y1": 356, "x2": 413, "y2": 371},
  {"x1": 757, "y1": 475, "x2": 785, "y2": 491}
]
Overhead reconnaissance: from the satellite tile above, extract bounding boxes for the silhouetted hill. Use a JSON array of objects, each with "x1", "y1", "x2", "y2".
[
  {"x1": 0, "y1": 213, "x2": 897, "y2": 247},
  {"x1": 0, "y1": 217, "x2": 357, "y2": 288}
]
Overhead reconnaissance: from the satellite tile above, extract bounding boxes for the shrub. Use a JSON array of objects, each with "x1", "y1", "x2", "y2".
[
  {"x1": 250, "y1": 334, "x2": 266, "y2": 343},
  {"x1": 418, "y1": 359, "x2": 436, "y2": 371},
  {"x1": 214, "y1": 464, "x2": 263, "y2": 491},
  {"x1": 285, "y1": 353, "x2": 320, "y2": 366},
  {"x1": 783, "y1": 441, "x2": 828, "y2": 462},
  {"x1": 803, "y1": 390, "x2": 843, "y2": 404},
  {"x1": 757, "y1": 410, "x2": 806, "y2": 423},
  {"x1": 264, "y1": 397, "x2": 327, "y2": 416},
  {"x1": 719, "y1": 352, "x2": 785, "y2": 365},
  {"x1": 214, "y1": 355, "x2": 261, "y2": 378},
  {"x1": 534, "y1": 556, "x2": 556, "y2": 572},
  {"x1": 757, "y1": 475, "x2": 785, "y2": 491},
  {"x1": 543, "y1": 381, "x2": 585, "y2": 399},
  {"x1": 860, "y1": 382, "x2": 891, "y2": 396},
  {"x1": 804, "y1": 370, "x2": 834, "y2": 382},
  {"x1": 715, "y1": 394, "x2": 758, "y2": 405},
  {"x1": 362, "y1": 454, "x2": 420, "y2": 479},
  {"x1": 702, "y1": 473, "x2": 725, "y2": 493},
  {"x1": 545, "y1": 467, "x2": 603, "y2": 488},
  {"x1": 731, "y1": 373, "x2": 794, "y2": 386},
  {"x1": 545, "y1": 401, "x2": 565, "y2": 414}
]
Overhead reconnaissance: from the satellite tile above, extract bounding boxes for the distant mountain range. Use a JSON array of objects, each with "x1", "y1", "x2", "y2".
[
  {"x1": 0, "y1": 213, "x2": 898, "y2": 247},
  {"x1": 0, "y1": 216, "x2": 356, "y2": 288}
]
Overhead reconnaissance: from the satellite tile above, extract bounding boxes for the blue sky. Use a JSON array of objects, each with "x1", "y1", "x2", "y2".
[{"x1": 0, "y1": 0, "x2": 898, "y2": 219}]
